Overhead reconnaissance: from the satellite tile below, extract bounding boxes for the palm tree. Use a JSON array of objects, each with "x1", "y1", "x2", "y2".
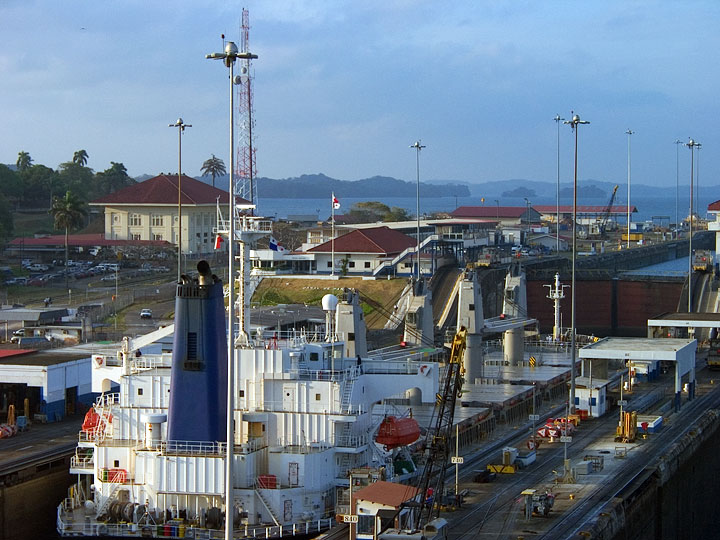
[
  {"x1": 72, "y1": 149, "x2": 89, "y2": 167},
  {"x1": 16, "y1": 151, "x2": 32, "y2": 171},
  {"x1": 200, "y1": 154, "x2": 226, "y2": 188},
  {"x1": 50, "y1": 191, "x2": 88, "y2": 290}
]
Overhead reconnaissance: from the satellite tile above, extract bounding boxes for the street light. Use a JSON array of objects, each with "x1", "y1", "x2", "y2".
[
  {"x1": 206, "y1": 39, "x2": 257, "y2": 540},
  {"x1": 625, "y1": 129, "x2": 634, "y2": 249},
  {"x1": 169, "y1": 118, "x2": 191, "y2": 283},
  {"x1": 564, "y1": 112, "x2": 590, "y2": 415},
  {"x1": 554, "y1": 115, "x2": 565, "y2": 252},
  {"x1": 524, "y1": 197, "x2": 531, "y2": 240},
  {"x1": 674, "y1": 140, "x2": 683, "y2": 238},
  {"x1": 410, "y1": 140, "x2": 426, "y2": 280},
  {"x1": 686, "y1": 138, "x2": 702, "y2": 313}
]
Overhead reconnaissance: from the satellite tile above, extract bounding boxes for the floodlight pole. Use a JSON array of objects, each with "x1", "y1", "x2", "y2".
[
  {"x1": 564, "y1": 112, "x2": 589, "y2": 414},
  {"x1": 410, "y1": 141, "x2": 425, "y2": 280},
  {"x1": 169, "y1": 118, "x2": 191, "y2": 282},
  {"x1": 554, "y1": 115, "x2": 565, "y2": 252},
  {"x1": 206, "y1": 40, "x2": 257, "y2": 540}
]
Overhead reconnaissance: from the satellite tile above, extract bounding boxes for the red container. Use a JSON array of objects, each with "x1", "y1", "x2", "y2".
[{"x1": 258, "y1": 474, "x2": 277, "y2": 489}]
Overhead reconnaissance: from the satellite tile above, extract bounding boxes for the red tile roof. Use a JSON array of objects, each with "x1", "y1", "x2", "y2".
[
  {"x1": 708, "y1": 200, "x2": 720, "y2": 212},
  {"x1": 353, "y1": 481, "x2": 420, "y2": 508},
  {"x1": 534, "y1": 205, "x2": 637, "y2": 214},
  {"x1": 91, "y1": 174, "x2": 250, "y2": 206},
  {"x1": 307, "y1": 227, "x2": 416, "y2": 255},
  {"x1": 451, "y1": 206, "x2": 527, "y2": 218},
  {"x1": 8, "y1": 233, "x2": 171, "y2": 248}
]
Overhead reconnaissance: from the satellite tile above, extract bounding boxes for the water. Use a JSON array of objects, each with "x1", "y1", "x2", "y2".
[
  {"x1": 622, "y1": 251, "x2": 716, "y2": 277},
  {"x1": 255, "y1": 194, "x2": 717, "y2": 225}
]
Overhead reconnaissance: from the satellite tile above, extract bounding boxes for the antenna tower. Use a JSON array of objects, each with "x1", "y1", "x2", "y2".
[{"x1": 235, "y1": 7, "x2": 257, "y2": 210}]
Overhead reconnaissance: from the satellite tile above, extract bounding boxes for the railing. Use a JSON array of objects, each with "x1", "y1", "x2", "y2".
[
  {"x1": 334, "y1": 433, "x2": 369, "y2": 448},
  {"x1": 132, "y1": 354, "x2": 172, "y2": 371},
  {"x1": 70, "y1": 455, "x2": 94, "y2": 469},
  {"x1": 159, "y1": 440, "x2": 227, "y2": 456},
  {"x1": 57, "y1": 511, "x2": 334, "y2": 540},
  {"x1": 96, "y1": 393, "x2": 120, "y2": 407}
]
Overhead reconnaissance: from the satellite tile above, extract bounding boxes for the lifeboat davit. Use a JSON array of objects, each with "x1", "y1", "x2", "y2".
[{"x1": 376, "y1": 416, "x2": 421, "y2": 450}]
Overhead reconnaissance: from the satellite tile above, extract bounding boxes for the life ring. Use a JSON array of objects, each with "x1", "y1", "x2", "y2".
[{"x1": 95, "y1": 356, "x2": 104, "y2": 366}]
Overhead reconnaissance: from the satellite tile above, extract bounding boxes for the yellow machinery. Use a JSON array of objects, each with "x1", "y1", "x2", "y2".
[{"x1": 615, "y1": 410, "x2": 638, "y2": 443}]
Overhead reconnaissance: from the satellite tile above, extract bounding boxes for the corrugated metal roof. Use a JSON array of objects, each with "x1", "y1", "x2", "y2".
[{"x1": 353, "y1": 480, "x2": 420, "y2": 507}]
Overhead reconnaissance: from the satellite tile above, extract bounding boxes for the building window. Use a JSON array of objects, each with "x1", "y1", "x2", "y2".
[
  {"x1": 137, "y1": 388, "x2": 143, "y2": 396},
  {"x1": 348, "y1": 261, "x2": 355, "y2": 268},
  {"x1": 151, "y1": 215, "x2": 164, "y2": 227},
  {"x1": 239, "y1": 390, "x2": 245, "y2": 398},
  {"x1": 315, "y1": 393, "x2": 321, "y2": 401},
  {"x1": 131, "y1": 234, "x2": 141, "y2": 241},
  {"x1": 327, "y1": 261, "x2": 332, "y2": 268},
  {"x1": 153, "y1": 234, "x2": 163, "y2": 241},
  {"x1": 365, "y1": 262, "x2": 371, "y2": 268},
  {"x1": 310, "y1": 352, "x2": 319, "y2": 362},
  {"x1": 114, "y1": 460, "x2": 120, "y2": 468},
  {"x1": 130, "y1": 214, "x2": 141, "y2": 226}
]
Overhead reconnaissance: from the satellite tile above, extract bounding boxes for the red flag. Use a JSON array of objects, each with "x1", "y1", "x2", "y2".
[{"x1": 214, "y1": 235, "x2": 223, "y2": 250}]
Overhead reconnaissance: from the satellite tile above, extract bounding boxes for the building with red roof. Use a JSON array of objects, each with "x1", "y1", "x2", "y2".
[{"x1": 90, "y1": 174, "x2": 251, "y2": 254}]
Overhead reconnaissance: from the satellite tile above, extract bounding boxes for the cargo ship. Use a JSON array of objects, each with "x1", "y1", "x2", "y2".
[{"x1": 56, "y1": 215, "x2": 442, "y2": 538}]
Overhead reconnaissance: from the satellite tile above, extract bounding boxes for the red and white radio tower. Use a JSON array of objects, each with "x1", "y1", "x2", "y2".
[{"x1": 235, "y1": 8, "x2": 257, "y2": 210}]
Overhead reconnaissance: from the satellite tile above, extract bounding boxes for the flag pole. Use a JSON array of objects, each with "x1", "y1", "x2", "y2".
[{"x1": 331, "y1": 192, "x2": 335, "y2": 276}]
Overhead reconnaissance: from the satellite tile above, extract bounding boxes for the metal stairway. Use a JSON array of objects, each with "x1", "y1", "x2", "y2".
[{"x1": 254, "y1": 486, "x2": 281, "y2": 526}]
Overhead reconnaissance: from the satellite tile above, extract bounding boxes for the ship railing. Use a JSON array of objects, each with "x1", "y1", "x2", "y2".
[
  {"x1": 334, "y1": 434, "x2": 369, "y2": 447},
  {"x1": 255, "y1": 400, "x2": 367, "y2": 416},
  {"x1": 273, "y1": 439, "x2": 333, "y2": 454},
  {"x1": 70, "y1": 454, "x2": 94, "y2": 469},
  {"x1": 131, "y1": 354, "x2": 172, "y2": 371},
  {"x1": 95, "y1": 392, "x2": 120, "y2": 408},
  {"x1": 159, "y1": 440, "x2": 227, "y2": 456},
  {"x1": 255, "y1": 331, "x2": 345, "y2": 350},
  {"x1": 57, "y1": 516, "x2": 334, "y2": 539}
]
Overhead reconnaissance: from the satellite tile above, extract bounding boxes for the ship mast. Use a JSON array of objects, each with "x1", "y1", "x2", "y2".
[{"x1": 544, "y1": 272, "x2": 568, "y2": 341}]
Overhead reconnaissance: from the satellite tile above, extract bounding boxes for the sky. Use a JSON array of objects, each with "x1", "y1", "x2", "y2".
[{"x1": 1, "y1": 1, "x2": 718, "y2": 193}]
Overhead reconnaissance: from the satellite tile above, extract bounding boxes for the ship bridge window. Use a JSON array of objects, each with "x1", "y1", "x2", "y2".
[
  {"x1": 310, "y1": 352, "x2": 319, "y2": 362},
  {"x1": 183, "y1": 332, "x2": 205, "y2": 371}
]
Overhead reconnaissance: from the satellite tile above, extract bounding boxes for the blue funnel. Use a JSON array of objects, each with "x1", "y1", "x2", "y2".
[{"x1": 167, "y1": 261, "x2": 228, "y2": 443}]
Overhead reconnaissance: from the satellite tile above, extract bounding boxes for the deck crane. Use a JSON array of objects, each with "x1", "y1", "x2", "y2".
[
  {"x1": 598, "y1": 185, "x2": 619, "y2": 237},
  {"x1": 379, "y1": 328, "x2": 467, "y2": 540}
]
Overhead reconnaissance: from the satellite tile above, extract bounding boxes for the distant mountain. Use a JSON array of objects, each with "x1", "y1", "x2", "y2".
[
  {"x1": 189, "y1": 173, "x2": 470, "y2": 198},
  {"x1": 469, "y1": 178, "x2": 672, "y2": 199}
]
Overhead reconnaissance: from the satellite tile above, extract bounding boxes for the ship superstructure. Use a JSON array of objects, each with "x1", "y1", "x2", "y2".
[{"x1": 57, "y1": 257, "x2": 443, "y2": 538}]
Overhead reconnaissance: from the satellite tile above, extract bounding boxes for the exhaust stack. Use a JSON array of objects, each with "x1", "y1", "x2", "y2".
[{"x1": 167, "y1": 260, "x2": 228, "y2": 443}]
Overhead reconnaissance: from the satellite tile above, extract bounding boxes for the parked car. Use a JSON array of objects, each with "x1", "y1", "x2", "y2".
[{"x1": 140, "y1": 309, "x2": 153, "y2": 319}]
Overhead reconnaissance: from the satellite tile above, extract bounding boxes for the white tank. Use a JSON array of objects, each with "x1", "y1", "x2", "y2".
[{"x1": 142, "y1": 413, "x2": 167, "y2": 450}]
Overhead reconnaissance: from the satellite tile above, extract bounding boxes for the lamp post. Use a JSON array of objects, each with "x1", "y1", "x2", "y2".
[
  {"x1": 410, "y1": 141, "x2": 425, "y2": 280},
  {"x1": 169, "y1": 118, "x2": 191, "y2": 283},
  {"x1": 675, "y1": 140, "x2": 683, "y2": 238},
  {"x1": 625, "y1": 129, "x2": 634, "y2": 249},
  {"x1": 206, "y1": 39, "x2": 257, "y2": 540},
  {"x1": 554, "y1": 115, "x2": 565, "y2": 252},
  {"x1": 686, "y1": 138, "x2": 701, "y2": 313},
  {"x1": 524, "y1": 197, "x2": 531, "y2": 241},
  {"x1": 564, "y1": 112, "x2": 590, "y2": 414}
]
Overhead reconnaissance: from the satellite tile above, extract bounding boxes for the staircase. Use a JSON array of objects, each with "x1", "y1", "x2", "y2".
[
  {"x1": 95, "y1": 483, "x2": 122, "y2": 517},
  {"x1": 372, "y1": 234, "x2": 440, "y2": 276},
  {"x1": 254, "y1": 487, "x2": 281, "y2": 526},
  {"x1": 340, "y1": 376, "x2": 355, "y2": 414}
]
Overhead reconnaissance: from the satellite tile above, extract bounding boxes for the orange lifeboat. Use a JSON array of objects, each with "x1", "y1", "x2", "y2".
[{"x1": 376, "y1": 416, "x2": 420, "y2": 449}]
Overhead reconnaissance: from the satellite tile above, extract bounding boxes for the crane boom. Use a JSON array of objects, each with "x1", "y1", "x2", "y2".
[
  {"x1": 599, "y1": 185, "x2": 619, "y2": 237},
  {"x1": 412, "y1": 328, "x2": 467, "y2": 529}
]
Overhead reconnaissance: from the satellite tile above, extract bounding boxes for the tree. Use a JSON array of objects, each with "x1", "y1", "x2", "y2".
[
  {"x1": 20, "y1": 164, "x2": 58, "y2": 207},
  {"x1": 201, "y1": 154, "x2": 226, "y2": 188},
  {"x1": 95, "y1": 162, "x2": 133, "y2": 198},
  {"x1": 59, "y1": 161, "x2": 94, "y2": 200},
  {"x1": 347, "y1": 201, "x2": 411, "y2": 223},
  {"x1": 50, "y1": 191, "x2": 88, "y2": 289},
  {"x1": 72, "y1": 149, "x2": 89, "y2": 167},
  {"x1": 16, "y1": 151, "x2": 32, "y2": 172}
]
